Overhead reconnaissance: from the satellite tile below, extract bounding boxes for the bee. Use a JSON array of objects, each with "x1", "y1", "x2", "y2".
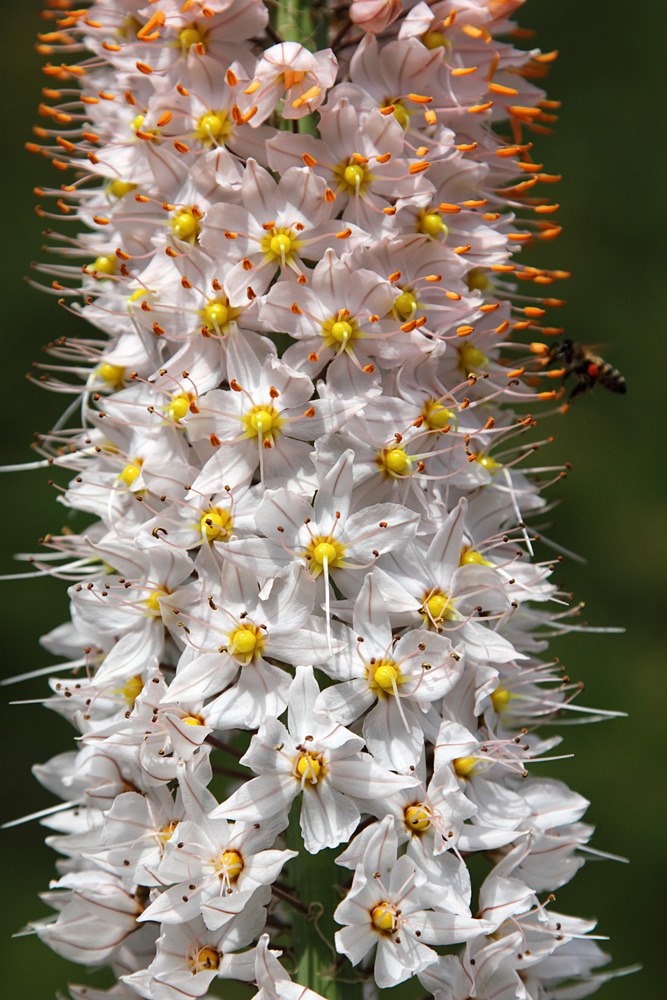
[{"x1": 547, "y1": 339, "x2": 627, "y2": 400}]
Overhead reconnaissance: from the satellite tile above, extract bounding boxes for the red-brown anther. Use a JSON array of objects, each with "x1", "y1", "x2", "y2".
[
  {"x1": 210, "y1": 433, "x2": 221, "y2": 446},
  {"x1": 230, "y1": 380, "x2": 242, "y2": 392}
]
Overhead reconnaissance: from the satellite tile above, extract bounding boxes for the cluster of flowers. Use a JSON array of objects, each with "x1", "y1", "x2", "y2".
[{"x1": 14, "y1": 2, "x2": 625, "y2": 999}]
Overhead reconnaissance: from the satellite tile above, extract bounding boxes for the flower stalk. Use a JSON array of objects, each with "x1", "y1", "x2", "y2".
[{"x1": 6, "y1": 3, "x2": 635, "y2": 1000}]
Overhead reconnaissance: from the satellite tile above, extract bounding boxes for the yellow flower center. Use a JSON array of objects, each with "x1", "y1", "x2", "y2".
[
  {"x1": 491, "y1": 686, "x2": 511, "y2": 712},
  {"x1": 421, "y1": 30, "x2": 452, "y2": 52},
  {"x1": 418, "y1": 210, "x2": 449, "y2": 239},
  {"x1": 179, "y1": 24, "x2": 207, "y2": 52},
  {"x1": 195, "y1": 111, "x2": 233, "y2": 146},
  {"x1": 170, "y1": 207, "x2": 201, "y2": 243},
  {"x1": 107, "y1": 179, "x2": 137, "y2": 200},
  {"x1": 458, "y1": 342, "x2": 487, "y2": 374},
  {"x1": 182, "y1": 715, "x2": 205, "y2": 726},
  {"x1": 243, "y1": 404, "x2": 282, "y2": 443},
  {"x1": 156, "y1": 820, "x2": 178, "y2": 843},
  {"x1": 467, "y1": 267, "x2": 492, "y2": 293},
  {"x1": 382, "y1": 99, "x2": 410, "y2": 130},
  {"x1": 422, "y1": 592, "x2": 457, "y2": 627},
  {"x1": 189, "y1": 946, "x2": 220, "y2": 973},
  {"x1": 200, "y1": 508, "x2": 233, "y2": 543},
  {"x1": 371, "y1": 902, "x2": 398, "y2": 933},
  {"x1": 215, "y1": 849, "x2": 244, "y2": 882},
  {"x1": 453, "y1": 756, "x2": 478, "y2": 779},
  {"x1": 459, "y1": 545, "x2": 494, "y2": 567},
  {"x1": 475, "y1": 454, "x2": 502, "y2": 472},
  {"x1": 261, "y1": 227, "x2": 301, "y2": 265},
  {"x1": 332, "y1": 160, "x2": 371, "y2": 195},
  {"x1": 295, "y1": 751, "x2": 325, "y2": 785},
  {"x1": 305, "y1": 536, "x2": 346, "y2": 576},
  {"x1": 98, "y1": 363, "x2": 125, "y2": 390},
  {"x1": 369, "y1": 659, "x2": 401, "y2": 696},
  {"x1": 199, "y1": 297, "x2": 240, "y2": 336},
  {"x1": 144, "y1": 588, "x2": 169, "y2": 614},
  {"x1": 168, "y1": 394, "x2": 191, "y2": 423},
  {"x1": 119, "y1": 675, "x2": 143, "y2": 705},
  {"x1": 321, "y1": 312, "x2": 361, "y2": 351},
  {"x1": 119, "y1": 458, "x2": 143, "y2": 486},
  {"x1": 393, "y1": 289, "x2": 418, "y2": 322},
  {"x1": 422, "y1": 400, "x2": 454, "y2": 431},
  {"x1": 85, "y1": 255, "x2": 117, "y2": 277},
  {"x1": 227, "y1": 623, "x2": 264, "y2": 662},
  {"x1": 379, "y1": 447, "x2": 412, "y2": 477},
  {"x1": 404, "y1": 803, "x2": 431, "y2": 832}
]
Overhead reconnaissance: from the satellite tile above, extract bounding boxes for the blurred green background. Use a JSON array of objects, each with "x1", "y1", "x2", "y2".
[{"x1": 1, "y1": 1, "x2": 664, "y2": 997}]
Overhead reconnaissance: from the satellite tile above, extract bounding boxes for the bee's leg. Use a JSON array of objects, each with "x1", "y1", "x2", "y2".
[{"x1": 568, "y1": 376, "x2": 591, "y2": 400}]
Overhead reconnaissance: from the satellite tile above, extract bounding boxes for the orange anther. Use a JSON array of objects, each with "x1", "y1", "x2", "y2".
[
  {"x1": 524, "y1": 306, "x2": 545, "y2": 318},
  {"x1": 488, "y1": 82, "x2": 519, "y2": 96},
  {"x1": 136, "y1": 61, "x2": 153, "y2": 74},
  {"x1": 156, "y1": 110, "x2": 172, "y2": 126},
  {"x1": 451, "y1": 66, "x2": 477, "y2": 77},
  {"x1": 408, "y1": 93, "x2": 432, "y2": 104},
  {"x1": 468, "y1": 102, "x2": 493, "y2": 113},
  {"x1": 409, "y1": 161, "x2": 430, "y2": 174},
  {"x1": 302, "y1": 153, "x2": 317, "y2": 167},
  {"x1": 439, "y1": 203, "x2": 461, "y2": 214}
]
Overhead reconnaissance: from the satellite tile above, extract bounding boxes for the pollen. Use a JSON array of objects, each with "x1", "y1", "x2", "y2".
[
  {"x1": 295, "y1": 751, "x2": 325, "y2": 784},
  {"x1": 119, "y1": 458, "x2": 143, "y2": 486},
  {"x1": 170, "y1": 208, "x2": 201, "y2": 243},
  {"x1": 371, "y1": 901, "x2": 398, "y2": 933},
  {"x1": 458, "y1": 342, "x2": 487, "y2": 373},
  {"x1": 200, "y1": 508, "x2": 233, "y2": 543},
  {"x1": 227, "y1": 623, "x2": 264, "y2": 662},
  {"x1": 98, "y1": 363, "x2": 125, "y2": 390},
  {"x1": 195, "y1": 111, "x2": 233, "y2": 146},
  {"x1": 305, "y1": 536, "x2": 346, "y2": 576},
  {"x1": 216, "y1": 849, "x2": 244, "y2": 882},
  {"x1": 369, "y1": 659, "x2": 401, "y2": 695},
  {"x1": 418, "y1": 210, "x2": 449, "y2": 239},
  {"x1": 404, "y1": 804, "x2": 431, "y2": 832},
  {"x1": 453, "y1": 756, "x2": 478, "y2": 779}
]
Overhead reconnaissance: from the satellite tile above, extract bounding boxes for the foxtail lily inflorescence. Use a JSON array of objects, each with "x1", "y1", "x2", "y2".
[{"x1": 7, "y1": 3, "x2": 634, "y2": 999}]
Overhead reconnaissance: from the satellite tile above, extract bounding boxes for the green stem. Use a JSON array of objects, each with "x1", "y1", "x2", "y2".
[
  {"x1": 271, "y1": 0, "x2": 329, "y2": 134},
  {"x1": 285, "y1": 809, "x2": 363, "y2": 1000}
]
